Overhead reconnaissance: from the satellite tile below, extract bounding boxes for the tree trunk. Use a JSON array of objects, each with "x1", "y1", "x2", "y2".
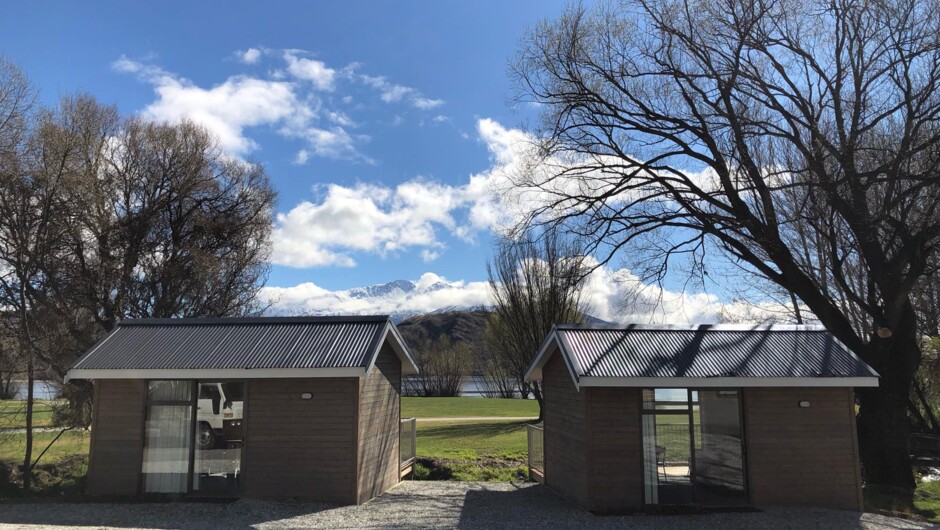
[
  {"x1": 532, "y1": 382, "x2": 544, "y2": 422},
  {"x1": 21, "y1": 356, "x2": 33, "y2": 490},
  {"x1": 856, "y1": 319, "x2": 921, "y2": 493},
  {"x1": 857, "y1": 385, "x2": 914, "y2": 491}
]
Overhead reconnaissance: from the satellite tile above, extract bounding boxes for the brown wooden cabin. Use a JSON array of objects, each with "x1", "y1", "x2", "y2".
[
  {"x1": 525, "y1": 324, "x2": 879, "y2": 514},
  {"x1": 66, "y1": 316, "x2": 418, "y2": 504}
]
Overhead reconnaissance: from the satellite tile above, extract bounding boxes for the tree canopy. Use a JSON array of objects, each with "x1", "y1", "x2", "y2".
[{"x1": 513, "y1": 0, "x2": 940, "y2": 489}]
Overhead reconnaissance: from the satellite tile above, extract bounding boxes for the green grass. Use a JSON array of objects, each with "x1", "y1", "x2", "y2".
[
  {"x1": 0, "y1": 430, "x2": 90, "y2": 496},
  {"x1": 0, "y1": 400, "x2": 57, "y2": 429},
  {"x1": 0, "y1": 430, "x2": 90, "y2": 466},
  {"x1": 411, "y1": 419, "x2": 533, "y2": 482},
  {"x1": 416, "y1": 420, "x2": 531, "y2": 460},
  {"x1": 865, "y1": 481, "x2": 940, "y2": 523},
  {"x1": 402, "y1": 397, "x2": 538, "y2": 419}
]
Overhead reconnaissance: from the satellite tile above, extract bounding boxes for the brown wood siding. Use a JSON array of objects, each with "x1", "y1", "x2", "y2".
[
  {"x1": 85, "y1": 379, "x2": 145, "y2": 496},
  {"x1": 356, "y1": 342, "x2": 402, "y2": 504},
  {"x1": 586, "y1": 387, "x2": 643, "y2": 512},
  {"x1": 542, "y1": 346, "x2": 590, "y2": 508},
  {"x1": 243, "y1": 378, "x2": 359, "y2": 503},
  {"x1": 744, "y1": 387, "x2": 862, "y2": 511}
]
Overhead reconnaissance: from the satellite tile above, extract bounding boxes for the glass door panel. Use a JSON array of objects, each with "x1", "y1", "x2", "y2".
[
  {"x1": 142, "y1": 403, "x2": 193, "y2": 493},
  {"x1": 192, "y1": 381, "x2": 245, "y2": 495},
  {"x1": 642, "y1": 388, "x2": 747, "y2": 506},
  {"x1": 642, "y1": 389, "x2": 694, "y2": 504},
  {"x1": 692, "y1": 390, "x2": 746, "y2": 505}
]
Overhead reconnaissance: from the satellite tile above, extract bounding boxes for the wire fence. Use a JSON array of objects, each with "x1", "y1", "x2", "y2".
[
  {"x1": 655, "y1": 423, "x2": 702, "y2": 464},
  {"x1": 527, "y1": 424, "x2": 544, "y2": 481},
  {"x1": 400, "y1": 417, "x2": 416, "y2": 472},
  {"x1": 0, "y1": 400, "x2": 59, "y2": 430}
]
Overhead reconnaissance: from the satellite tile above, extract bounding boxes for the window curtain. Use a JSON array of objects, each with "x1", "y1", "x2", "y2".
[{"x1": 142, "y1": 405, "x2": 192, "y2": 493}]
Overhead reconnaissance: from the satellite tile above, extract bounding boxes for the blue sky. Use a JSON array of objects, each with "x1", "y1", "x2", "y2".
[
  {"x1": 2, "y1": 1, "x2": 565, "y2": 283},
  {"x1": 1, "y1": 1, "x2": 775, "y2": 323}
]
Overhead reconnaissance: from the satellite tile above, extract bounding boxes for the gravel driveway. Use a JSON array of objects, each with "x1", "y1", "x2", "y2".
[{"x1": 0, "y1": 482, "x2": 934, "y2": 530}]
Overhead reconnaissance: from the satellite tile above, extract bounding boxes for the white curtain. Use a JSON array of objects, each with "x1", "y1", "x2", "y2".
[
  {"x1": 142, "y1": 404, "x2": 192, "y2": 493},
  {"x1": 642, "y1": 413, "x2": 659, "y2": 504}
]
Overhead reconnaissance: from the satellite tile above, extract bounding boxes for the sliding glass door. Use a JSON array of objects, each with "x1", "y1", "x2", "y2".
[
  {"x1": 193, "y1": 381, "x2": 245, "y2": 495},
  {"x1": 142, "y1": 381, "x2": 193, "y2": 493},
  {"x1": 641, "y1": 388, "x2": 746, "y2": 506},
  {"x1": 141, "y1": 380, "x2": 245, "y2": 496}
]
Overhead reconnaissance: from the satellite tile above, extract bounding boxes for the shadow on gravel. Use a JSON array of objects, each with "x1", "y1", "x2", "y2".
[
  {"x1": 0, "y1": 498, "x2": 339, "y2": 530},
  {"x1": 456, "y1": 482, "x2": 593, "y2": 529}
]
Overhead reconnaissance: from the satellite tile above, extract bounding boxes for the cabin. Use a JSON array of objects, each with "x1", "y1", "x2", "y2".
[
  {"x1": 525, "y1": 324, "x2": 879, "y2": 514},
  {"x1": 66, "y1": 316, "x2": 418, "y2": 504}
]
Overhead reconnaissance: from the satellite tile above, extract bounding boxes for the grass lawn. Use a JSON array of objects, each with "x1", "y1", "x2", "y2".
[
  {"x1": 413, "y1": 419, "x2": 532, "y2": 482},
  {"x1": 0, "y1": 400, "x2": 57, "y2": 429},
  {"x1": 0, "y1": 430, "x2": 90, "y2": 465},
  {"x1": 416, "y1": 420, "x2": 530, "y2": 460},
  {"x1": 0, "y1": 430, "x2": 90, "y2": 496},
  {"x1": 865, "y1": 481, "x2": 940, "y2": 523},
  {"x1": 402, "y1": 397, "x2": 538, "y2": 419}
]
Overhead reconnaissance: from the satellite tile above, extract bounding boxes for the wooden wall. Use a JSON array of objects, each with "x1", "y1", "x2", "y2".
[
  {"x1": 243, "y1": 378, "x2": 359, "y2": 503},
  {"x1": 586, "y1": 387, "x2": 644, "y2": 512},
  {"x1": 356, "y1": 341, "x2": 402, "y2": 504},
  {"x1": 85, "y1": 379, "x2": 145, "y2": 496},
  {"x1": 542, "y1": 347, "x2": 591, "y2": 507},
  {"x1": 744, "y1": 387, "x2": 863, "y2": 511}
]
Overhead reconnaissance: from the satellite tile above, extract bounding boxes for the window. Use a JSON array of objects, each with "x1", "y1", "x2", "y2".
[
  {"x1": 641, "y1": 388, "x2": 747, "y2": 506},
  {"x1": 142, "y1": 381, "x2": 194, "y2": 494},
  {"x1": 140, "y1": 380, "x2": 246, "y2": 496}
]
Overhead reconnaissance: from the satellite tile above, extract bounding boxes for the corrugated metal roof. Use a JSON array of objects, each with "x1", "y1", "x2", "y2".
[
  {"x1": 71, "y1": 316, "x2": 399, "y2": 371},
  {"x1": 531, "y1": 324, "x2": 878, "y2": 383}
]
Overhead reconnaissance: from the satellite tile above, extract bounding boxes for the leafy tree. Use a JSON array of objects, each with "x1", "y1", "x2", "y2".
[
  {"x1": 0, "y1": 58, "x2": 276, "y2": 489},
  {"x1": 512, "y1": 0, "x2": 940, "y2": 490}
]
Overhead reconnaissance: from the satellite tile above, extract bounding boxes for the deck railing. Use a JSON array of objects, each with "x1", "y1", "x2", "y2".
[
  {"x1": 527, "y1": 424, "x2": 544, "y2": 482},
  {"x1": 400, "y1": 417, "x2": 416, "y2": 477}
]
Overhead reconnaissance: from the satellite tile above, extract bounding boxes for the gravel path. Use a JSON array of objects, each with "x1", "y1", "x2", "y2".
[{"x1": 0, "y1": 482, "x2": 934, "y2": 530}]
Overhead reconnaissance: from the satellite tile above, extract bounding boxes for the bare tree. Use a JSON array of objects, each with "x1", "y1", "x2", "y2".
[
  {"x1": 403, "y1": 336, "x2": 472, "y2": 397},
  {"x1": 486, "y1": 229, "x2": 588, "y2": 420},
  {"x1": 0, "y1": 58, "x2": 64, "y2": 490},
  {"x1": 479, "y1": 323, "x2": 521, "y2": 398},
  {"x1": 512, "y1": 0, "x2": 940, "y2": 490}
]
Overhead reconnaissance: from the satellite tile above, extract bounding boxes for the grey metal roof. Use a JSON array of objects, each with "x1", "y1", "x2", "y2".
[
  {"x1": 70, "y1": 316, "x2": 415, "y2": 373},
  {"x1": 527, "y1": 324, "x2": 879, "y2": 385}
]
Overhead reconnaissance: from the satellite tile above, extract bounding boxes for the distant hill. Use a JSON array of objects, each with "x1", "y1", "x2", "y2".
[{"x1": 396, "y1": 309, "x2": 491, "y2": 352}]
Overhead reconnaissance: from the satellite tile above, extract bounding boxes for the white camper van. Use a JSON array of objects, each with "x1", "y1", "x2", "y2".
[{"x1": 195, "y1": 382, "x2": 244, "y2": 449}]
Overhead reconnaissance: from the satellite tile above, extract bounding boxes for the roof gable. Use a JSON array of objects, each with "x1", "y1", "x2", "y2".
[
  {"x1": 67, "y1": 316, "x2": 418, "y2": 380},
  {"x1": 525, "y1": 324, "x2": 879, "y2": 388}
]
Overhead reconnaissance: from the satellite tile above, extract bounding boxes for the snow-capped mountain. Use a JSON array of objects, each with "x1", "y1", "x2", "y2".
[{"x1": 261, "y1": 273, "x2": 491, "y2": 322}]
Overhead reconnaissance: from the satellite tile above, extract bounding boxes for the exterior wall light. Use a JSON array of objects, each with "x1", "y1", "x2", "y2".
[
  {"x1": 301, "y1": 392, "x2": 313, "y2": 400},
  {"x1": 799, "y1": 400, "x2": 811, "y2": 408}
]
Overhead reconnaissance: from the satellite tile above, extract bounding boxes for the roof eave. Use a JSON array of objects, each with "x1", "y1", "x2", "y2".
[
  {"x1": 364, "y1": 321, "x2": 420, "y2": 377},
  {"x1": 65, "y1": 366, "x2": 367, "y2": 381},
  {"x1": 577, "y1": 376, "x2": 880, "y2": 388}
]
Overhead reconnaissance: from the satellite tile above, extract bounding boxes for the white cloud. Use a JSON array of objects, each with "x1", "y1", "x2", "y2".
[
  {"x1": 259, "y1": 263, "x2": 795, "y2": 324},
  {"x1": 421, "y1": 249, "x2": 441, "y2": 263},
  {"x1": 236, "y1": 48, "x2": 262, "y2": 64},
  {"x1": 294, "y1": 149, "x2": 310, "y2": 165},
  {"x1": 270, "y1": 118, "x2": 539, "y2": 268},
  {"x1": 360, "y1": 74, "x2": 444, "y2": 109},
  {"x1": 432, "y1": 115, "x2": 450, "y2": 123},
  {"x1": 260, "y1": 275, "x2": 491, "y2": 317},
  {"x1": 414, "y1": 97, "x2": 445, "y2": 110},
  {"x1": 113, "y1": 55, "x2": 362, "y2": 160},
  {"x1": 283, "y1": 51, "x2": 336, "y2": 91},
  {"x1": 271, "y1": 181, "x2": 461, "y2": 268}
]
